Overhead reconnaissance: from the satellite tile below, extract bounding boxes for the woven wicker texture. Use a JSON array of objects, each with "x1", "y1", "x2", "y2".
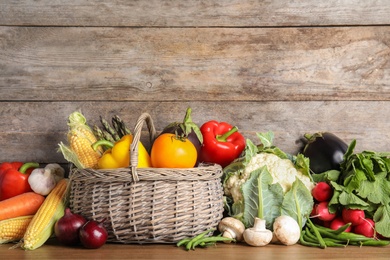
[{"x1": 69, "y1": 113, "x2": 224, "y2": 244}]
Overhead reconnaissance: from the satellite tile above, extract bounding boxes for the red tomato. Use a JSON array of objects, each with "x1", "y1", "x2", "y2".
[{"x1": 151, "y1": 133, "x2": 197, "y2": 168}]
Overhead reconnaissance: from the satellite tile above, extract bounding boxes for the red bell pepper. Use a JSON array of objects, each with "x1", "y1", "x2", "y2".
[
  {"x1": 199, "y1": 120, "x2": 246, "y2": 168},
  {"x1": 0, "y1": 162, "x2": 39, "y2": 201}
]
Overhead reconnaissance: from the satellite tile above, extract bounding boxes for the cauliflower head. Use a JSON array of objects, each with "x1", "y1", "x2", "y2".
[{"x1": 224, "y1": 152, "x2": 314, "y2": 203}]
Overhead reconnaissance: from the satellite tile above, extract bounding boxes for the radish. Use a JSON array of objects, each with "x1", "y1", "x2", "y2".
[
  {"x1": 330, "y1": 217, "x2": 351, "y2": 232},
  {"x1": 353, "y1": 218, "x2": 375, "y2": 238},
  {"x1": 310, "y1": 204, "x2": 317, "y2": 216},
  {"x1": 310, "y1": 204, "x2": 323, "y2": 225},
  {"x1": 341, "y1": 208, "x2": 365, "y2": 226},
  {"x1": 313, "y1": 201, "x2": 336, "y2": 222},
  {"x1": 322, "y1": 220, "x2": 331, "y2": 228},
  {"x1": 311, "y1": 182, "x2": 333, "y2": 202}
]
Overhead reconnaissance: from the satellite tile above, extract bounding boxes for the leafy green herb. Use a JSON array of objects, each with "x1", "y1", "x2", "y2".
[
  {"x1": 311, "y1": 170, "x2": 340, "y2": 183},
  {"x1": 320, "y1": 140, "x2": 390, "y2": 237},
  {"x1": 374, "y1": 204, "x2": 390, "y2": 237}
]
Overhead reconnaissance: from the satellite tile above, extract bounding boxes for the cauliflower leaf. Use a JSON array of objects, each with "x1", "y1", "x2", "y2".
[
  {"x1": 240, "y1": 166, "x2": 284, "y2": 230},
  {"x1": 282, "y1": 178, "x2": 314, "y2": 229}
]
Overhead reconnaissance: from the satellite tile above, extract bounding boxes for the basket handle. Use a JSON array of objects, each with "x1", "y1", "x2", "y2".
[{"x1": 129, "y1": 113, "x2": 157, "y2": 181}]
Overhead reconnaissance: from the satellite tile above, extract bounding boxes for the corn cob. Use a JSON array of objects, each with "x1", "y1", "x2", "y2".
[
  {"x1": 58, "y1": 111, "x2": 102, "y2": 169},
  {"x1": 0, "y1": 215, "x2": 33, "y2": 244},
  {"x1": 21, "y1": 179, "x2": 69, "y2": 250}
]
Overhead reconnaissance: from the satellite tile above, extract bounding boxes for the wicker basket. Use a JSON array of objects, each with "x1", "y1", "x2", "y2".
[{"x1": 68, "y1": 113, "x2": 224, "y2": 244}]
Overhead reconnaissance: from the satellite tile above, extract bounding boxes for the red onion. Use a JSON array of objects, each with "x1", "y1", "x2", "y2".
[
  {"x1": 79, "y1": 219, "x2": 108, "y2": 249},
  {"x1": 54, "y1": 208, "x2": 87, "y2": 246}
]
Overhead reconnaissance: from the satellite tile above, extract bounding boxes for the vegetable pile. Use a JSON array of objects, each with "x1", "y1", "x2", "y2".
[
  {"x1": 1, "y1": 108, "x2": 390, "y2": 251},
  {"x1": 0, "y1": 108, "x2": 248, "y2": 250},
  {"x1": 58, "y1": 109, "x2": 246, "y2": 170}
]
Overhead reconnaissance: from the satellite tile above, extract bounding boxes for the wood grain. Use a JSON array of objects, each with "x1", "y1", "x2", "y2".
[
  {"x1": 0, "y1": 1, "x2": 389, "y2": 255},
  {"x1": 1, "y1": 27, "x2": 389, "y2": 102},
  {"x1": 0, "y1": 0, "x2": 389, "y2": 27},
  {"x1": 1, "y1": 101, "x2": 388, "y2": 163},
  {"x1": 1, "y1": 239, "x2": 390, "y2": 260},
  {"x1": 1, "y1": 1, "x2": 390, "y2": 168}
]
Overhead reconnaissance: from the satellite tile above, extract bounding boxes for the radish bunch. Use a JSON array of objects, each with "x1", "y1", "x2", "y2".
[{"x1": 310, "y1": 182, "x2": 376, "y2": 238}]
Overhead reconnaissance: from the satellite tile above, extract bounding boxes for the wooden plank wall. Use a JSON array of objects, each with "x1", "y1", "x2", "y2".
[{"x1": 0, "y1": 1, "x2": 389, "y2": 165}]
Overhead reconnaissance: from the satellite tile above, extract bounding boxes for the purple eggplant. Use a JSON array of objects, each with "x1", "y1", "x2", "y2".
[
  {"x1": 160, "y1": 107, "x2": 203, "y2": 156},
  {"x1": 301, "y1": 132, "x2": 348, "y2": 174}
]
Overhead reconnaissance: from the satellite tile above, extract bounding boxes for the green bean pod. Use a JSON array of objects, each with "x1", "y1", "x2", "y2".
[
  {"x1": 300, "y1": 231, "x2": 322, "y2": 247},
  {"x1": 306, "y1": 218, "x2": 327, "y2": 248}
]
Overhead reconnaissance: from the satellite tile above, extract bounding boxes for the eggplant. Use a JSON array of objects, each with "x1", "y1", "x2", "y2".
[
  {"x1": 301, "y1": 132, "x2": 348, "y2": 174},
  {"x1": 160, "y1": 107, "x2": 203, "y2": 155}
]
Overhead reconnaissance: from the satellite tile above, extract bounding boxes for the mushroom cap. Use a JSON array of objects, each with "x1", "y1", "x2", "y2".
[
  {"x1": 243, "y1": 227, "x2": 273, "y2": 247},
  {"x1": 218, "y1": 217, "x2": 245, "y2": 242},
  {"x1": 273, "y1": 215, "x2": 300, "y2": 246}
]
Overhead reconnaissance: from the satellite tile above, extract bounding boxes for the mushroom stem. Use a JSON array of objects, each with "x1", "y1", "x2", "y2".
[
  {"x1": 253, "y1": 218, "x2": 267, "y2": 230},
  {"x1": 243, "y1": 217, "x2": 273, "y2": 247}
]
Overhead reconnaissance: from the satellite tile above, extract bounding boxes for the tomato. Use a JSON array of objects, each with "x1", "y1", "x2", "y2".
[{"x1": 151, "y1": 133, "x2": 197, "y2": 168}]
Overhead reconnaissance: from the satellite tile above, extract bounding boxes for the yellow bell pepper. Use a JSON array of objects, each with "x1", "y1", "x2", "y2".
[{"x1": 92, "y1": 134, "x2": 152, "y2": 169}]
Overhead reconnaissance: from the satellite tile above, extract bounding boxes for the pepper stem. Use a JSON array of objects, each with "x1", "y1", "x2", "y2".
[
  {"x1": 91, "y1": 140, "x2": 115, "y2": 151},
  {"x1": 19, "y1": 162, "x2": 39, "y2": 174},
  {"x1": 216, "y1": 126, "x2": 239, "y2": 142}
]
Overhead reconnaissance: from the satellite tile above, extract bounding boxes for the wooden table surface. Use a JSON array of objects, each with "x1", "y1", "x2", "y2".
[{"x1": 1, "y1": 239, "x2": 389, "y2": 260}]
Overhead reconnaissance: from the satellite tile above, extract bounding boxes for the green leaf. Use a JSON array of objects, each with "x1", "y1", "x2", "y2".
[
  {"x1": 281, "y1": 178, "x2": 314, "y2": 229},
  {"x1": 311, "y1": 170, "x2": 341, "y2": 183},
  {"x1": 340, "y1": 140, "x2": 357, "y2": 171},
  {"x1": 231, "y1": 200, "x2": 244, "y2": 221},
  {"x1": 294, "y1": 154, "x2": 311, "y2": 180},
  {"x1": 328, "y1": 189, "x2": 341, "y2": 213},
  {"x1": 338, "y1": 191, "x2": 370, "y2": 209},
  {"x1": 330, "y1": 181, "x2": 344, "y2": 192},
  {"x1": 372, "y1": 156, "x2": 390, "y2": 173},
  {"x1": 58, "y1": 142, "x2": 84, "y2": 169},
  {"x1": 373, "y1": 204, "x2": 390, "y2": 238},
  {"x1": 182, "y1": 107, "x2": 203, "y2": 144},
  {"x1": 262, "y1": 146, "x2": 290, "y2": 160},
  {"x1": 357, "y1": 172, "x2": 390, "y2": 205},
  {"x1": 256, "y1": 131, "x2": 274, "y2": 148},
  {"x1": 328, "y1": 181, "x2": 370, "y2": 211},
  {"x1": 242, "y1": 139, "x2": 259, "y2": 166},
  {"x1": 343, "y1": 168, "x2": 368, "y2": 193},
  {"x1": 241, "y1": 166, "x2": 284, "y2": 229},
  {"x1": 359, "y1": 155, "x2": 375, "y2": 181}
]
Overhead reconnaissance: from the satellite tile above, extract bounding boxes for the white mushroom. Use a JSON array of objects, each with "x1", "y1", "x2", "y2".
[
  {"x1": 218, "y1": 217, "x2": 245, "y2": 243},
  {"x1": 243, "y1": 218, "x2": 273, "y2": 247},
  {"x1": 272, "y1": 215, "x2": 301, "y2": 246}
]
